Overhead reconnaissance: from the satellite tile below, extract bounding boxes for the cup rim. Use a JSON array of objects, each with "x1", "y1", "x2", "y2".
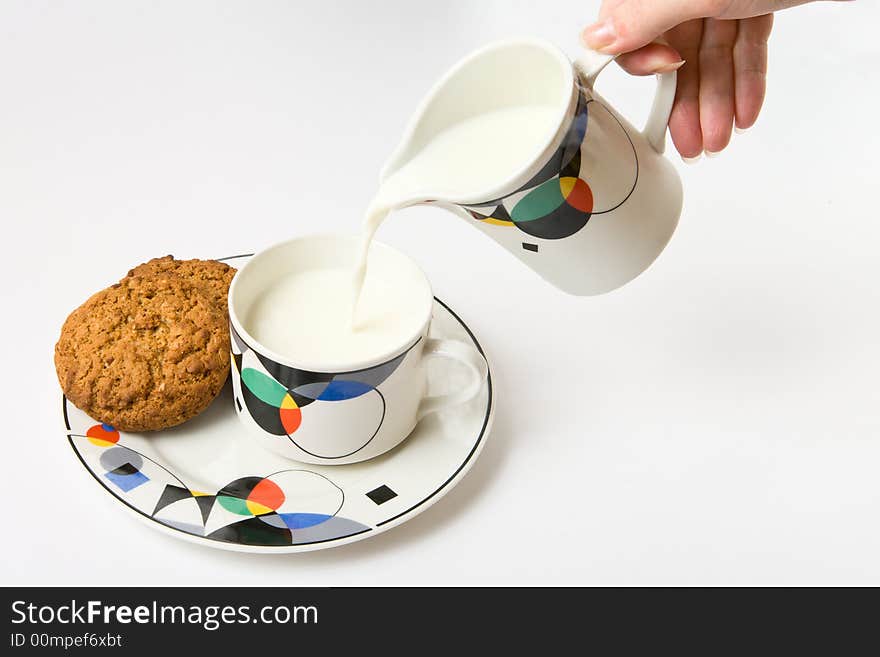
[
  {"x1": 379, "y1": 37, "x2": 578, "y2": 205},
  {"x1": 228, "y1": 234, "x2": 433, "y2": 373}
]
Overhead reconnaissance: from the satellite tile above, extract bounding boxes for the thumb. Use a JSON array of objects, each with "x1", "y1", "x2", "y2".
[{"x1": 583, "y1": 0, "x2": 721, "y2": 54}]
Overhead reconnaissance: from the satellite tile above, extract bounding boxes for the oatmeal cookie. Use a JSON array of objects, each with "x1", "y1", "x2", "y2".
[{"x1": 55, "y1": 275, "x2": 229, "y2": 431}]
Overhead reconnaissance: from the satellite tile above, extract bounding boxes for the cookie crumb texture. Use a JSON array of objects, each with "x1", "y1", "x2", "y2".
[
  {"x1": 55, "y1": 276, "x2": 230, "y2": 432},
  {"x1": 124, "y1": 255, "x2": 236, "y2": 316}
]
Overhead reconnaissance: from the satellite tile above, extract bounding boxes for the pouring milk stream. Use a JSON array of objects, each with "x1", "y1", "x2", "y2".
[
  {"x1": 248, "y1": 105, "x2": 559, "y2": 361},
  {"x1": 351, "y1": 104, "x2": 560, "y2": 325}
]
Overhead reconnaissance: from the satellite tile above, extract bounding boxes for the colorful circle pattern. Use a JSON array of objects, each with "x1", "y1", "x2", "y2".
[
  {"x1": 217, "y1": 476, "x2": 286, "y2": 517},
  {"x1": 73, "y1": 424, "x2": 368, "y2": 547},
  {"x1": 87, "y1": 423, "x2": 119, "y2": 447},
  {"x1": 232, "y1": 330, "x2": 411, "y2": 459},
  {"x1": 466, "y1": 85, "x2": 638, "y2": 242}
]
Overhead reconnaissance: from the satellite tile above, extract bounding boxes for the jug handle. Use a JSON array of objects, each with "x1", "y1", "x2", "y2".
[{"x1": 574, "y1": 48, "x2": 678, "y2": 155}]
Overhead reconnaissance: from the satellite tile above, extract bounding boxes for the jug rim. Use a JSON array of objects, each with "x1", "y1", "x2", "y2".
[{"x1": 379, "y1": 37, "x2": 578, "y2": 206}]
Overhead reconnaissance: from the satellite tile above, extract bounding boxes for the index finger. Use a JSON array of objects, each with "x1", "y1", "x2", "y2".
[{"x1": 584, "y1": 0, "x2": 725, "y2": 54}]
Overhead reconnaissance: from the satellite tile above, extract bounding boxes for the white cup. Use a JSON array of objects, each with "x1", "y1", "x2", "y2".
[{"x1": 227, "y1": 235, "x2": 488, "y2": 465}]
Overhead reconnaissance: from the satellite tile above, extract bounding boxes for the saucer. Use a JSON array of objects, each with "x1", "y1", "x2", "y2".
[{"x1": 63, "y1": 255, "x2": 493, "y2": 553}]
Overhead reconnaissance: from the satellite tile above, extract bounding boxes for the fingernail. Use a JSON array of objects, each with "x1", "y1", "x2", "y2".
[
  {"x1": 582, "y1": 18, "x2": 617, "y2": 53},
  {"x1": 682, "y1": 154, "x2": 702, "y2": 164},
  {"x1": 656, "y1": 60, "x2": 686, "y2": 73},
  {"x1": 704, "y1": 150, "x2": 721, "y2": 158},
  {"x1": 734, "y1": 126, "x2": 747, "y2": 134}
]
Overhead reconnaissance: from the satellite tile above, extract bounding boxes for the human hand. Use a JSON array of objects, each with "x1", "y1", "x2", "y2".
[{"x1": 581, "y1": 1, "x2": 837, "y2": 160}]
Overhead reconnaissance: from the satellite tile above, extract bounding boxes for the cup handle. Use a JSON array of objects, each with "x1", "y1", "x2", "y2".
[
  {"x1": 574, "y1": 48, "x2": 678, "y2": 155},
  {"x1": 416, "y1": 338, "x2": 488, "y2": 421}
]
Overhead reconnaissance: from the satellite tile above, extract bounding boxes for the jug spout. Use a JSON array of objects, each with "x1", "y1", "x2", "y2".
[{"x1": 379, "y1": 38, "x2": 575, "y2": 204}]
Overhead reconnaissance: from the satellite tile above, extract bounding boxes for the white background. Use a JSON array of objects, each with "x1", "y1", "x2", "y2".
[{"x1": 2, "y1": 0, "x2": 878, "y2": 586}]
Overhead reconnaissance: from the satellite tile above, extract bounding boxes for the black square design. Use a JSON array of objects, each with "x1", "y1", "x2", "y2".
[
  {"x1": 522, "y1": 242, "x2": 539, "y2": 252},
  {"x1": 110, "y1": 463, "x2": 139, "y2": 476},
  {"x1": 366, "y1": 484, "x2": 397, "y2": 505},
  {"x1": 235, "y1": 397, "x2": 242, "y2": 412}
]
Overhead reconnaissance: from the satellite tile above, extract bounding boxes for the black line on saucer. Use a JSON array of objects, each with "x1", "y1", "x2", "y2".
[
  {"x1": 522, "y1": 242, "x2": 539, "y2": 252},
  {"x1": 62, "y1": 395, "x2": 71, "y2": 431},
  {"x1": 69, "y1": 432, "x2": 191, "y2": 491},
  {"x1": 217, "y1": 253, "x2": 255, "y2": 262},
  {"x1": 259, "y1": 468, "x2": 345, "y2": 519},
  {"x1": 376, "y1": 296, "x2": 492, "y2": 527}
]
